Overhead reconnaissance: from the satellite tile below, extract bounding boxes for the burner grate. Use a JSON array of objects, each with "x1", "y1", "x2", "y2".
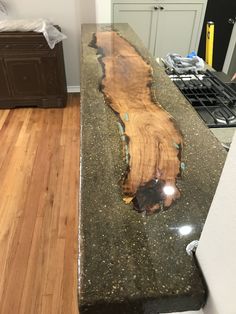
[{"x1": 169, "y1": 70, "x2": 236, "y2": 127}]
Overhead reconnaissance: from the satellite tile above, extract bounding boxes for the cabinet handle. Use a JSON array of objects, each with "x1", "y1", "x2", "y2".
[
  {"x1": 159, "y1": 6, "x2": 164, "y2": 10},
  {"x1": 154, "y1": 6, "x2": 158, "y2": 10}
]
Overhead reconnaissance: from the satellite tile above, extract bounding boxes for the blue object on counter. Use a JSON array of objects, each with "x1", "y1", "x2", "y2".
[{"x1": 187, "y1": 51, "x2": 197, "y2": 58}]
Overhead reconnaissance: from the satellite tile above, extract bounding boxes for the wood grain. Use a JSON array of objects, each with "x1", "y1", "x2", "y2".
[
  {"x1": 95, "y1": 31, "x2": 183, "y2": 213},
  {"x1": 0, "y1": 94, "x2": 80, "y2": 314}
]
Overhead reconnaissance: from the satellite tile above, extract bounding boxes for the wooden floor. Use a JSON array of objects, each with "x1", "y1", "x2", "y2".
[{"x1": 0, "y1": 94, "x2": 80, "y2": 314}]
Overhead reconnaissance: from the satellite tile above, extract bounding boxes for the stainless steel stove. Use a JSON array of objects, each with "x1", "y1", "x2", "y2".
[{"x1": 168, "y1": 69, "x2": 236, "y2": 128}]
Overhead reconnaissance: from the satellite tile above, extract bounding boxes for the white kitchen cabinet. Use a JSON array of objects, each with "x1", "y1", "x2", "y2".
[
  {"x1": 113, "y1": 3, "x2": 158, "y2": 53},
  {"x1": 112, "y1": 0, "x2": 208, "y2": 58}
]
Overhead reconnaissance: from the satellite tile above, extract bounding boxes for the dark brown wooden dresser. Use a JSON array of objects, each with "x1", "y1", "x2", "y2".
[{"x1": 0, "y1": 30, "x2": 67, "y2": 108}]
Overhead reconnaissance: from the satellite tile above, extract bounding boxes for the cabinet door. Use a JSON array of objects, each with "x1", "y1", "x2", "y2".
[
  {"x1": 41, "y1": 57, "x2": 60, "y2": 95},
  {"x1": 113, "y1": 3, "x2": 158, "y2": 54},
  {"x1": 4, "y1": 57, "x2": 44, "y2": 97},
  {"x1": 154, "y1": 3, "x2": 203, "y2": 58},
  {"x1": 0, "y1": 59, "x2": 10, "y2": 97}
]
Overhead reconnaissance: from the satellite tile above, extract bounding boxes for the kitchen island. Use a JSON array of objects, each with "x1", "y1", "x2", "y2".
[{"x1": 79, "y1": 23, "x2": 226, "y2": 314}]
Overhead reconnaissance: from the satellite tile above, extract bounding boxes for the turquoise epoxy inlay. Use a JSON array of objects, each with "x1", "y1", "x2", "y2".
[
  {"x1": 117, "y1": 122, "x2": 124, "y2": 135},
  {"x1": 124, "y1": 112, "x2": 129, "y2": 122}
]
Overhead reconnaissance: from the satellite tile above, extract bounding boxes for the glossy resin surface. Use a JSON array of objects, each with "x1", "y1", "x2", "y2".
[
  {"x1": 79, "y1": 23, "x2": 226, "y2": 314},
  {"x1": 94, "y1": 31, "x2": 183, "y2": 214}
]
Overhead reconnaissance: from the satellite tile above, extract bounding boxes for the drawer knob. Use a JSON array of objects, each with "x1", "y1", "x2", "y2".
[
  {"x1": 159, "y1": 6, "x2": 164, "y2": 10},
  {"x1": 154, "y1": 6, "x2": 158, "y2": 10}
]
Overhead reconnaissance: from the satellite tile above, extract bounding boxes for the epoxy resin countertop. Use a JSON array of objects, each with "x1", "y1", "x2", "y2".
[{"x1": 79, "y1": 23, "x2": 227, "y2": 314}]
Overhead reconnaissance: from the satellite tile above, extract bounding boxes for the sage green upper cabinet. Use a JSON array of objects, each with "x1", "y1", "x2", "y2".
[
  {"x1": 154, "y1": 3, "x2": 203, "y2": 57},
  {"x1": 112, "y1": 0, "x2": 208, "y2": 58},
  {"x1": 113, "y1": 4, "x2": 158, "y2": 53}
]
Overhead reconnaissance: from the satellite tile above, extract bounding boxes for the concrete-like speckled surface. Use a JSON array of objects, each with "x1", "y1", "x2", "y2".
[{"x1": 79, "y1": 24, "x2": 227, "y2": 314}]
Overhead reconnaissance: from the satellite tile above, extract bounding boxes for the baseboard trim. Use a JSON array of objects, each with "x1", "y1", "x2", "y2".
[{"x1": 67, "y1": 86, "x2": 80, "y2": 93}]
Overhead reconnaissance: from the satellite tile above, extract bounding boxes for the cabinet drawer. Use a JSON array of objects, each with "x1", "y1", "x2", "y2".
[
  {"x1": 0, "y1": 42, "x2": 49, "y2": 51},
  {"x1": 0, "y1": 32, "x2": 50, "y2": 52}
]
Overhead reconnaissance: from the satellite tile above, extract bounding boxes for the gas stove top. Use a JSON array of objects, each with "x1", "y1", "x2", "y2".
[{"x1": 168, "y1": 69, "x2": 236, "y2": 128}]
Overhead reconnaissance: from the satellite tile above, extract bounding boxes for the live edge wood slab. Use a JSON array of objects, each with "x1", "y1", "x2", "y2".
[
  {"x1": 94, "y1": 31, "x2": 183, "y2": 213},
  {"x1": 79, "y1": 24, "x2": 227, "y2": 314}
]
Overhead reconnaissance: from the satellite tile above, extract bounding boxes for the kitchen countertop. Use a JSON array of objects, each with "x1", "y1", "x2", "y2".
[{"x1": 79, "y1": 23, "x2": 227, "y2": 314}]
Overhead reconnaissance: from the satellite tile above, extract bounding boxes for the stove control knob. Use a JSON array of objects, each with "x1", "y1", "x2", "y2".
[{"x1": 228, "y1": 17, "x2": 236, "y2": 24}]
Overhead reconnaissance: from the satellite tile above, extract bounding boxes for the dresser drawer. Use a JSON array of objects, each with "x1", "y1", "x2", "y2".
[
  {"x1": 0, "y1": 41, "x2": 49, "y2": 51},
  {"x1": 0, "y1": 31, "x2": 50, "y2": 52}
]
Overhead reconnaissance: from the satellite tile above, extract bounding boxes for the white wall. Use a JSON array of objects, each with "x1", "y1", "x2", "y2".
[
  {"x1": 79, "y1": 0, "x2": 111, "y2": 24},
  {"x1": 95, "y1": 0, "x2": 112, "y2": 23},
  {"x1": 6, "y1": 0, "x2": 80, "y2": 89}
]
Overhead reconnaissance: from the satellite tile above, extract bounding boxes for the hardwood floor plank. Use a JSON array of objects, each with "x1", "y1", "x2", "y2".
[
  {"x1": 0, "y1": 94, "x2": 80, "y2": 314},
  {"x1": 0, "y1": 110, "x2": 10, "y2": 131}
]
